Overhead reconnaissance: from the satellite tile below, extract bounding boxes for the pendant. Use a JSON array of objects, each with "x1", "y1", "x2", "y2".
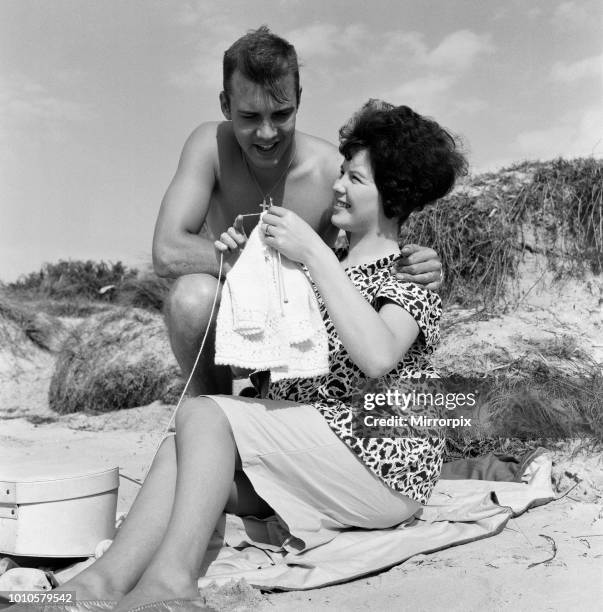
[{"x1": 260, "y1": 196, "x2": 276, "y2": 213}]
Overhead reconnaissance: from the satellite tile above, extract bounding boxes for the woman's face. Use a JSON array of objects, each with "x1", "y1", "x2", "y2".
[{"x1": 331, "y1": 148, "x2": 381, "y2": 233}]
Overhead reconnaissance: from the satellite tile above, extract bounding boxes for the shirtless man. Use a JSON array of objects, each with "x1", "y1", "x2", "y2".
[{"x1": 153, "y1": 26, "x2": 442, "y2": 395}]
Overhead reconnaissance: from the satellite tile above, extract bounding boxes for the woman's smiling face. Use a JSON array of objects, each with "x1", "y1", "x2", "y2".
[{"x1": 331, "y1": 148, "x2": 382, "y2": 233}]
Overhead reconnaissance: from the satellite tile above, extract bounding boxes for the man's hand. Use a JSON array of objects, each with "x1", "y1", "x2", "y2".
[
  {"x1": 394, "y1": 244, "x2": 443, "y2": 291},
  {"x1": 214, "y1": 215, "x2": 247, "y2": 272}
]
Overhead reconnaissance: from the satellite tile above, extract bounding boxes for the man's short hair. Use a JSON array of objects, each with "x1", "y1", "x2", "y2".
[{"x1": 223, "y1": 25, "x2": 300, "y2": 105}]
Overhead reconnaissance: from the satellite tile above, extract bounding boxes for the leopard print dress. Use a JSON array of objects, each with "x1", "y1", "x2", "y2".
[{"x1": 267, "y1": 250, "x2": 445, "y2": 505}]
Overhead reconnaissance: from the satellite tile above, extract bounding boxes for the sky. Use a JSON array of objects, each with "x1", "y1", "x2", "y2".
[{"x1": 1, "y1": 0, "x2": 602, "y2": 282}]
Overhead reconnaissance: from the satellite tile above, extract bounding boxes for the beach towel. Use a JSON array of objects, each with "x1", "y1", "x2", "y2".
[
  {"x1": 193, "y1": 451, "x2": 555, "y2": 590},
  {"x1": 53, "y1": 452, "x2": 555, "y2": 592}
]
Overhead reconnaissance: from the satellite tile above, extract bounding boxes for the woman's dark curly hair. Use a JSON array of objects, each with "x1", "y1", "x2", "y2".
[{"x1": 339, "y1": 99, "x2": 467, "y2": 225}]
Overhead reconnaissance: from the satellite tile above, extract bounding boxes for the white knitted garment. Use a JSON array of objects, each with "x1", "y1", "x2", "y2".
[{"x1": 215, "y1": 219, "x2": 329, "y2": 381}]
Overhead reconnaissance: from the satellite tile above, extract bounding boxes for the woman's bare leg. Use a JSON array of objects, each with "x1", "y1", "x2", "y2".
[
  {"x1": 56, "y1": 435, "x2": 179, "y2": 600},
  {"x1": 58, "y1": 397, "x2": 269, "y2": 604},
  {"x1": 112, "y1": 397, "x2": 238, "y2": 611}
]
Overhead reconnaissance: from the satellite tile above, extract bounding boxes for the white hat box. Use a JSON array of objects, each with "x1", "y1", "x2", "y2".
[{"x1": 0, "y1": 460, "x2": 119, "y2": 557}]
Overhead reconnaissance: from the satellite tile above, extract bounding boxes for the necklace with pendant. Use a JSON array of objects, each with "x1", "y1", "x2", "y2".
[{"x1": 242, "y1": 143, "x2": 297, "y2": 212}]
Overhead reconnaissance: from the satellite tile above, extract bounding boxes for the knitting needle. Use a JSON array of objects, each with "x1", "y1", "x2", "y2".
[
  {"x1": 263, "y1": 197, "x2": 288, "y2": 308},
  {"x1": 277, "y1": 252, "x2": 289, "y2": 304},
  {"x1": 274, "y1": 255, "x2": 284, "y2": 315},
  {"x1": 236, "y1": 213, "x2": 263, "y2": 218},
  {"x1": 234, "y1": 210, "x2": 288, "y2": 307}
]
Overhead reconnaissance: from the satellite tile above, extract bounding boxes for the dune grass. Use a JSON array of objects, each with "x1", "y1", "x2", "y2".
[
  {"x1": 443, "y1": 353, "x2": 602, "y2": 459},
  {"x1": 401, "y1": 157, "x2": 603, "y2": 306},
  {"x1": 116, "y1": 273, "x2": 171, "y2": 312},
  {"x1": 8, "y1": 260, "x2": 136, "y2": 300},
  {"x1": 0, "y1": 293, "x2": 67, "y2": 353},
  {"x1": 6, "y1": 260, "x2": 170, "y2": 316},
  {"x1": 48, "y1": 308, "x2": 183, "y2": 414}
]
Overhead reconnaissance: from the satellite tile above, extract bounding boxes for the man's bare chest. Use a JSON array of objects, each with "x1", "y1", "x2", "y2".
[{"x1": 206, "y1": 173, "x2": 331, "y2": 236}]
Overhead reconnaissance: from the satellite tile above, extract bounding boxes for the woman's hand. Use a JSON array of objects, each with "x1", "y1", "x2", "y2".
[
  {"x1": 214, "y1": 215, "x2": 247, "y2": 270},
  {"x1": 262, "y1": 206, "x2": 326, "y2": 264}
]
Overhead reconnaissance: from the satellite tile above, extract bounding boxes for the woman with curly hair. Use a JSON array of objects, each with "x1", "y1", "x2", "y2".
[{"x1": 59, "y1": 100, "x2": 467, "y2": 611}]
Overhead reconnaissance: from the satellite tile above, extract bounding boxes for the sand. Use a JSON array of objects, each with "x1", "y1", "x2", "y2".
[{"x1": 1, "y1": 411, "x2": 602, "y2": 611}]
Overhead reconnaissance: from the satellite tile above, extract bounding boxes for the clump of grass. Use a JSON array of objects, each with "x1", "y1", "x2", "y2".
[
  {"x1": 518, "y1": 334, "x2": 589, "y2": 361},
  {"x1": 444, "y1": 355, "x2": 602, "y2": 459},
  {"x1": 9, "y1": 260, "x2": 136, "y2": 301},
  {"x1": 26, "y1": 415, "x2": 58, "y2": 426},
  {"x1": 401, "y1": 190, "x2": 518, "y2": 306},
  {"x1": 486, "y1": 356, "x2": 602, "y2": 441},
  {"x1": 49, "y1": 307, "x2": 184, "y2": 414},
  {"x1": 444, "y1": 435, "x2": 541, "y2": 461},
  {"x1": 116, "y1": 273, "x2": 172, "y2": 312},
  {"x1": 0, "y1": 293, "x2": 67, "y2": 353},
  {"x1": 20, "y1": 299, "x2": 117, "y2": 318},
  {"x1": 401, "y1": 157, "x2": 603, "y2": 307},
  {"x1": 7, "y1": 261, "x2": 171, "y2": 315},
  {"x1": 515, "y1": 157, "x2": 603, "y2": 276}
]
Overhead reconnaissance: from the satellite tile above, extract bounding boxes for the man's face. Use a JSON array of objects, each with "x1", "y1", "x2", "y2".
[{"x1": 221, "y1": 70, "x2": 298, "y2": 170}]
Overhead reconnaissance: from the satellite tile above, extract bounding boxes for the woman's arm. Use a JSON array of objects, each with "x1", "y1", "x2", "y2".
[
  {"x1": 306, "y1": 246, "x2": 419, "y2": 377},
  {"x1": 262, "y1": 207, "x2": 420, "y2": 377}
]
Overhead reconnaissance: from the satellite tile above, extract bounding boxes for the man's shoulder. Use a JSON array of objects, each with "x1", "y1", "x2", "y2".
[
  {"x1": 179, "y1": 122, "x2": 244, "y2": 181},
  {"x1": 296, "y1": 130, "x2": 338, "y2": 158},
  {"x1": 183, "y1": 121, "x2": 239, "y2": 156},
  {"x1": 183, "y1": 121, "x2": 221, "y2": 150},
  {"x1": 295, "y1": 131, "x2": 339, "y2": 175}
]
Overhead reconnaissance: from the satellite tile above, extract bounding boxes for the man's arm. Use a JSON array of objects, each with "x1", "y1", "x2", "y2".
[{"x1": 152, "y1": 123, "x2": 221, "y2": 279}]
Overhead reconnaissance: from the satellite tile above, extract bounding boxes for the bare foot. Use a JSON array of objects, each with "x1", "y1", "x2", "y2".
[
  {"x1": 55, "y1": 571, "x2": 126, "y2": 603},
  {"x1": 112, "y1": 573, "x2": 200, "y2": 612}
]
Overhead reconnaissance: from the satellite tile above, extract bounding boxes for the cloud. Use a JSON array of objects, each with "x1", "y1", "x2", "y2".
[
  {"x1": 286, "y1": 24, "x2": 493, "y2": 74},
  {"x1": 0, "y1": 73, "x2": 93, "y2": 147},
  {"x1": 551, "y1": 53, "x2": 603, "y2": 83},
  {"x1": 284, "y1": 24, "x2": 494, "y2": 99},
  {"x1": 167, "y1": 8, "x2": 242, "y2": 91},
  {"x1": 379, "y1": 30, "x2": 493, "y2": 113},
  {"x1": 286, "y1": 23, "x2": 341, "y2": 58},
  {"x1": 516, "y1": 105, "x2": 603, "y2": 159},
  {"x1": 172, "y1": 2, "x2": 219, "y2": 27},
  {"x1": 451, "y1": 97, "x2": 488, "y2": 114},
  {"x1": 167, "y1": 17, "x2": 495, "y2": 122},
  {"x1": 551, "y1": 1, "x2": 582, "y2": 27},
  {"x1": 551, "y1": 1, "x2": 595, "y2": 29},
  {"x1": 526, "y1": 6, "x2": 545, "y2": 19},
  {"x1": 423, "y1": 30, "x2": 494, "y2": 71},
  {"x1": 287, "y1": 24, "x2": 423, "y2": 63},
  {"x1": 385, "y1": 79, "x2": 486, "y2": 119},
  {"x1": 386, "y1": 75, "x2": 455, "y2": 110}
]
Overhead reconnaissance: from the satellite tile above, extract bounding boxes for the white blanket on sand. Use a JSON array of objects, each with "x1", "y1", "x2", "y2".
[{"x1": 195, "y1": 453, "x2": 555, "y2": 590}]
